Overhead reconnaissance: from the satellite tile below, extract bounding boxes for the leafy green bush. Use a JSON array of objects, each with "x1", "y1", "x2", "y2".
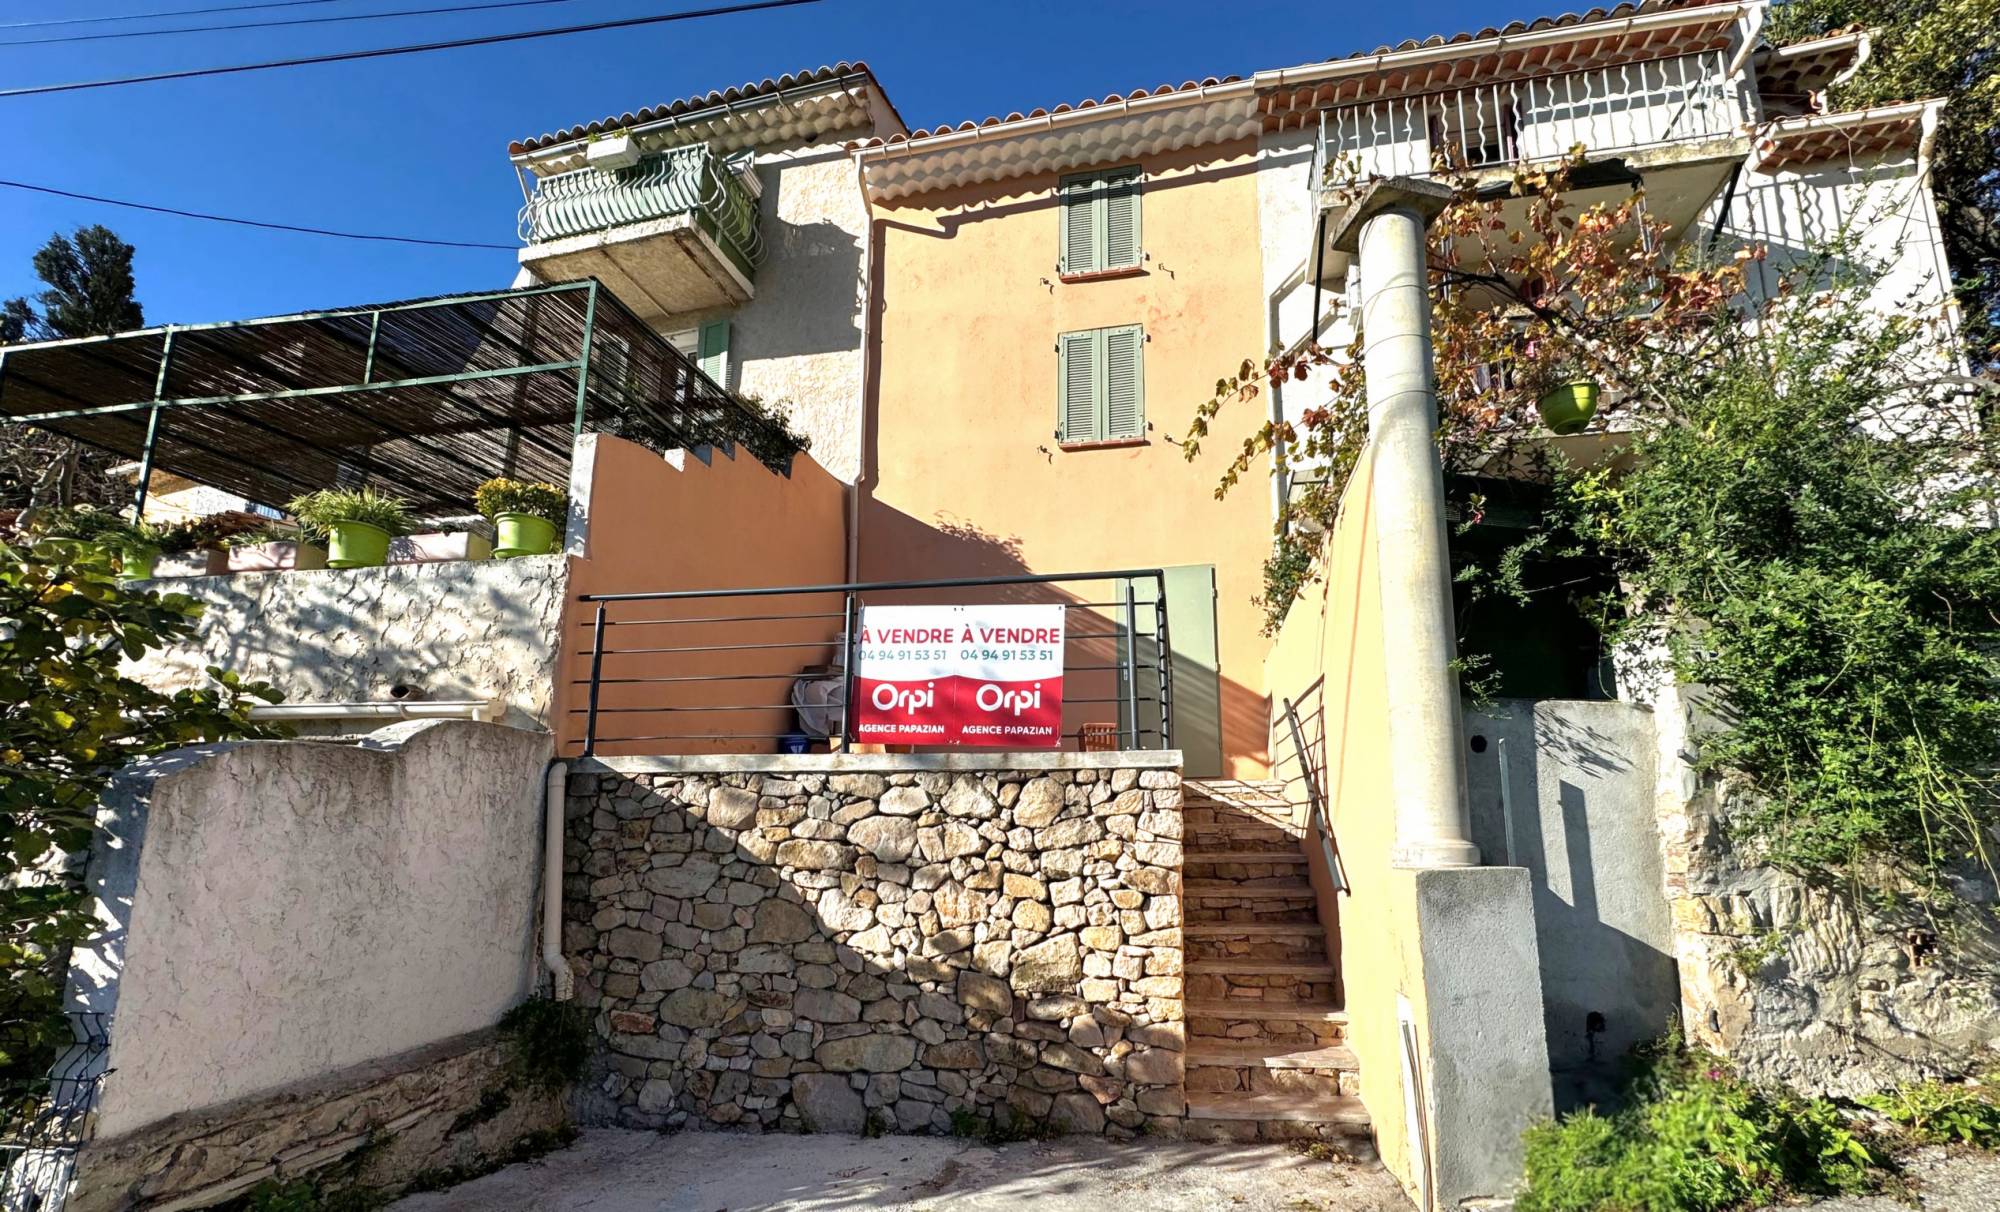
[
  {"x1": 1519, "y1": 1042, "x2": 1882, "y2": 1212},
  {"x1": 496, "y1": 997, "x2": 590, "y2": 1094},
  {"x1": 473, "y1": 478, "x2": 566, "y2": 526},
  {"x1": 285, "y1": 489, "x2": 414, "y2": 537},
  {"x1": 1862, "y1": 1077, "x2": 2000, "y2": 1147},
  {"x1": 1, "y1": 538, "x2": 283, "y2": 1085}
]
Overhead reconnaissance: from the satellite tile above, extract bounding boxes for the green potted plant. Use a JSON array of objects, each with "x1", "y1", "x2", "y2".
[
  {"x1": 475, "y1": 478, "x2": 566, "y2": 558},
  {"x1": 22, "y1": 506, "x2": 159, "y2": 578},
  {"x1": 287, "y1": 488, "x2": 415, "y2": 569},
  {"x1": 1523, "y1": 346, "x2": 1600, "y2": 436}
]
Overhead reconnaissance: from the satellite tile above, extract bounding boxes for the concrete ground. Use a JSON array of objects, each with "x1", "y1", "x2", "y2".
[
  {"x1": 388, "y1": 1127, "x2": 1413, "y2": 1212},
  {"x1": 1759, "y1": 1146, "x2": 2000, "y2": 1212}
]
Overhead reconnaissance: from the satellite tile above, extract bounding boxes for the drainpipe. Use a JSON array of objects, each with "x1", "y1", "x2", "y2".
[
  {"x1": 847, "y1": 151, "x2": 876, "y2": 583},
  {"x1": 1326, "y1": 177, "x2": 1480, "y2": 870},
  {"x1": 543, "y1": 759, "x2": 575, "y2": 1000}
]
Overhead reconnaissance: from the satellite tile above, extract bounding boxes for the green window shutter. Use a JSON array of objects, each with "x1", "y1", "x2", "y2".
[
  {"x1": 1102, "y1": 169, "x2": 1141, "y2": 270},
  {"x1": 1058, "y1": 173, "x2": 1099, "y2": 275},
  {"x1": 1104, "y1": 324, "x2": 1145, "y2": 438},
  {"x1": 1057, "y1": 329, "x2": 1102, "y2": 442},
  {"x1": 697, "y1": 319, "x2": 730, "y2": 385}
]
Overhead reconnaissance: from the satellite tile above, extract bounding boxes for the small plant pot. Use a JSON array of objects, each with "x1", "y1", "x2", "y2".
[
  {"x1": 326, "y1": 520, "x2": 392, "y2": 569},
  {"x1": 119, "y1": 546, "x2": 159, "y2": 580},
  {"x1": 493, "y1": 512, "x2": 558, "y2": 559},
  {"x1": 225, "y1": 541, "x2": 327, "y2": 573},
  {"x1": 1538, "y1": 381, "x2": 1600, "y2": 436}
]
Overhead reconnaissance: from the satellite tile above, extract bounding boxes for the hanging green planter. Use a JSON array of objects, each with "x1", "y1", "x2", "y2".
[
  {"x1": 476, "y1": 478, "x2": 567, "y2": 559},
  {"x1": 119, "y1": 545, "x2": 159, "y2": 580},
  {"x1": 326, "y1": 521, "x2": 392, "y2": 569},
  {"x1": 1538, "y1": 381, "x2": 1600, "y2": 436},
  {"x1": 493, "y1": 512, "x2": 559, "y2": 558}
]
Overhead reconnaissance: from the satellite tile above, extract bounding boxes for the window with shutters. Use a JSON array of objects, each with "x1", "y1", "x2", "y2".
[
  {"x1": 1058, "y1": 166, "x2": 1143, "y2": 278},
  {"x1": 1056, "y1": 324, "x2": 1146, "y2": 446}
]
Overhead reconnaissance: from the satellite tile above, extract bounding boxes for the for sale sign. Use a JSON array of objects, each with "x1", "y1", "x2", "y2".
[{"x1": 852, "y1": 604, "x2": 1065, "y2": 748}]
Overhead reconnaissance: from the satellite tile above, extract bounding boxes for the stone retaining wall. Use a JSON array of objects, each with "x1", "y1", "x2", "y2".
[
  {"x1": 564, "y1": 756, "x2": 1186, "y2": 1136},
  {"x1": 66, "y1": 1029, "x2": 568, "y2": 1212}
]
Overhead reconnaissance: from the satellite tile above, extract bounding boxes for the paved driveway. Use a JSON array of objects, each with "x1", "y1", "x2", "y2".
[{"x1": 390, "y1": 1128, "x2": 1413, "y2": 1212}]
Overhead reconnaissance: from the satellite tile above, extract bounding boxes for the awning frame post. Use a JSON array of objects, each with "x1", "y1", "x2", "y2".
[{"x1": 132, "y1": 326, "x2": 175, "y2": 518}]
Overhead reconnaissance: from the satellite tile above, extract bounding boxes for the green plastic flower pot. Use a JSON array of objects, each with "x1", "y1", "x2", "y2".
[
  {"x1": 493, "y1": 512, "x2": 558, "y2": 559},
  {"x1": 326, "y1": 520, "x2": 392, "y2": 569},
  {"x1": 1538, "y1": 381, "x2": 1600, "y2": 436},
  {"x1": 120, "y1": 546, "x2": 158, "y2": 580}
]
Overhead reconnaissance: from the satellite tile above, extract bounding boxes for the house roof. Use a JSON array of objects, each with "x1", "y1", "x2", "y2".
[
  {"x1": 1754, "y1": 27, "x2": 1868, "y2": 116},
  {"x1": 1256, "y1": 0, "x2": 1752, "y2": 131},
  {"x1": 510, "y1": 61, "x2": 906, "y2": 172},
  {"x1": 1752, "y1": 98, "x2": 1940, "y2": 172}
]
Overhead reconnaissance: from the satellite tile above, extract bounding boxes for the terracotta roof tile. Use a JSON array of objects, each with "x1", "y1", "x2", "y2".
[{"x1": 510, "y1": 61, "x2": 894, "y2": 155}]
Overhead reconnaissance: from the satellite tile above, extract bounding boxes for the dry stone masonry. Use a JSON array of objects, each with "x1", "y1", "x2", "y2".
[{"x1": 565, "y1": 760, "x2": 1187, "y2": 1136}]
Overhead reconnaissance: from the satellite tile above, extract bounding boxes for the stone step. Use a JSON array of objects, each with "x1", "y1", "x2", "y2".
[
  {"x1": 1186, "y1": 1042, "x2": 1358, "y2": 1072},
  {"x1": 1182, "y1": 1092, "x2": 1374, "y2": 1146},
  {"x1": 1184, "y1": 933, "x2": 1328, "y2": 965},
  {"x1": 1186, "y1": 1000, "x2": 1347, "y2": 1024},
  {"x1": 1182, "y1": 881, "x2": 1316, "y2": 899},
  {"x1": 1184, "y1": 960, "x2": 1336, "y2": 977},
  {"x1": 1184, "y1": 849, "x2": 1306, "y2": 862},
  {"x1": 1182, "y1": 922, "x2": 1326, "y2": 937}
]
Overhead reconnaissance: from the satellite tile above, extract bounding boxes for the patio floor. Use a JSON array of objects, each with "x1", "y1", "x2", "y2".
[{"x1": 388, "y1": 1127, "x2": 1414, "y2": 1212}]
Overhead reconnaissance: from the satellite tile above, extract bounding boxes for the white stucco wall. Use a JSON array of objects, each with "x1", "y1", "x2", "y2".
[
  {"x1": 70, "y1": 720, "x2": 551, "y2": 1138},
  {"x1": 123, "y1": 556, "x2": 566, "y2": 727}
]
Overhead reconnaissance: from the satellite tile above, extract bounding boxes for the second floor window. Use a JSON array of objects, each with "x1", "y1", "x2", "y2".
[
  {"x1": 1058, "y1": 324, "x2": 1145, "y2": 445},
  {"x1": 1058, "y1": 166, "x2": 1142, "y2": 276}
]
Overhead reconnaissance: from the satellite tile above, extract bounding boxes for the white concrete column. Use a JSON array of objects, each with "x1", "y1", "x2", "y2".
[{"x1": 1333, "y1": 180, "x2": 1479, "y2": 869}]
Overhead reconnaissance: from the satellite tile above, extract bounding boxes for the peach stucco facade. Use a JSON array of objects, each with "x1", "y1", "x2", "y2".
[{"x1": 859, "y1": 139, "x2": 1276, "y2": 775}]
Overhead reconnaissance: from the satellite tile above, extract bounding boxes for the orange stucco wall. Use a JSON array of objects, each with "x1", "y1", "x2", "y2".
[
  {"x1": 861, "y1": 139, "x2": 1276, "y2": 774},
  {"x1": 553, "y1": 434, "x2": 848, "y2": 756}
]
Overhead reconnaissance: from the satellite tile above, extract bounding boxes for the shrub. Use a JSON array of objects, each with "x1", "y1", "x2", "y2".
[
  {"x1": 473, "y1": 478, "x2": 566, "y2": 526},
  {"x1": 1519, "y1": 1041, "x2": 1882, "y2": 1212},
  {"x1": 285, "y1": 489, "x2": 414, "y2": 537},
  {"x1": 496, "y1": 997, "x2": 590, "y2": 1094},
  {"x1": 1861, "y1": 1077, "x2": 2000, "y2": 1147}
]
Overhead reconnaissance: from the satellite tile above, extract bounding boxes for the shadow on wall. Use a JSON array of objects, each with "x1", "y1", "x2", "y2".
[
  {"x1": 563, "y1": 766, "x2": 1188, "y2": 1136},
  {"x1": 123, "y1": 557, "x2": 568, "y2": 729},
  {"x1": 1465, "y1": 699, "x2": 1678, "y2": 1113},
  {"x1": 732, "y1": 215, "x2": 863, "y2": 367}
]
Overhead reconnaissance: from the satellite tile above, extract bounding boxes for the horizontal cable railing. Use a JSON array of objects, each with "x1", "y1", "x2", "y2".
[
  {"x1": 572, "y1": 570, "x2": 1176, "y2": 757},
  {"x1": 1313, "y1": 49, "x2": 1745, "y2": 187},
  {"x1": 520, "y1": 145, "x2": 764, "y2": 273}
]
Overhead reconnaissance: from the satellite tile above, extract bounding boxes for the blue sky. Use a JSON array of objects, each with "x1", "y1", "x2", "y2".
[{"x1": 2, "y1": 0, "x2": 1557, "y2": 325}]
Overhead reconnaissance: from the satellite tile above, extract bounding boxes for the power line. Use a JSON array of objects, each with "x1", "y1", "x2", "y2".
[
  {"x1": 0, "y1": 0, "x2": 820, "y2": 97},
  {"x1": 0, "y1": 179, "x2": 516, "y2": 250},
  {"x1": 0, "y1": 0, "x2": 350, "y2": 32},
  {"x1": 0, "y1": 0, "x2": 593, "y2": 48}
]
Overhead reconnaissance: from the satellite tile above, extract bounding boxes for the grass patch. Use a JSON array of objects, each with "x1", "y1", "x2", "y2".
[
  {"x1": 948, "y1": 1104, "x2": 1058, "y2": 1144},
  {"x1": 496, "y1": 997, "x2": 591, "y2": 1094},
  {"x1": 1861, "y1": 1076, "x2": 2000, "y2": 1148}
]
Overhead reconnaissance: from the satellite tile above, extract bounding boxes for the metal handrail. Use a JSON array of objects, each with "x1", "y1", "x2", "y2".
[
  {"x1": 520, "y1": 145, "x2": 765, "y2": 271},
  {"x1": 1282, "y1": 696, "x2": 1347, "y2": 895},
  {"x1": 577, "y1": 570, "x2": 1176, "y2": 758}
]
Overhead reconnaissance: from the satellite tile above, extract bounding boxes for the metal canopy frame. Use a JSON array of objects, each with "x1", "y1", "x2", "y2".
[{"x1": 0, "y1": 279, "x2": 786, "y2": 516}]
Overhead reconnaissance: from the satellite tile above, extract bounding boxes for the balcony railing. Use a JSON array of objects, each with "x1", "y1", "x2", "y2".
[
  {"x1": 1313, "y1": 49, "x2": 1747, "y2": 188},
  {"x1": 519, "y1": 145, "x2": 765, "y2": 279}
]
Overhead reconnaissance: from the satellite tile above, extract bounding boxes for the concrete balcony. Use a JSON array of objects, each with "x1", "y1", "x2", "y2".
[
  {"x1": 1308, "y1": 49, "x2": 1751, "y2": 280},
  {"x1": 518, "y1": 145, "x2": 763, "y2": 317}
]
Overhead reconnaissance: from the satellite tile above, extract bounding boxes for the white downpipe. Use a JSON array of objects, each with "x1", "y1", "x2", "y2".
[
  {"x1": 543, "y1": 760, "x2": 575, "y2": 1001},
  {"x1": 847, "y1": 151, "x2": 876, "y2": 584},
  {"x1": 248, "y1": 699, "x2": 502, "y2": 723}
]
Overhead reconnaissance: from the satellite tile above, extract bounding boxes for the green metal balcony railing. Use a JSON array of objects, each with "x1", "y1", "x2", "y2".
[{"x1": 518, "y1": 146, "x2": 765, "y2": 280}]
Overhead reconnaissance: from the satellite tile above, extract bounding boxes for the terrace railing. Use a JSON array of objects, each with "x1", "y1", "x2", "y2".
[
  {"x1": 572, "y1": 571, "x2": 1176, "y2": 757},
  {"x1": 1313, "y1": 48, "x2": 1747, "y2": 187},
  {"x1": 519, "y1": 146, "x2": 765, "y2": 280}
]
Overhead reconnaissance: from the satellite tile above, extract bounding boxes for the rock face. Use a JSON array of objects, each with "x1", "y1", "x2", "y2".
[{"x1": 565, "y1": 762, "x2": 1185, "y2": 1137}]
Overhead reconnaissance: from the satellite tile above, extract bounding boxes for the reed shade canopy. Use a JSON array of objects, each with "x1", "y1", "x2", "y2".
[{"x1": 0, "y1": 279, "x2": 785, "y2": 513}]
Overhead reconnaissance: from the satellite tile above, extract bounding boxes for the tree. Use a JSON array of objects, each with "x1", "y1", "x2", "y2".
[
  {"x1": 1770, "y1": 0, "x2": 2000, "y2": 361},
  {"x1": 0, "y1": 225, "x2": 147, "y2": 511},
  {"x1": 0, "y1": 537, "x2": 280, "y2": 1086}
]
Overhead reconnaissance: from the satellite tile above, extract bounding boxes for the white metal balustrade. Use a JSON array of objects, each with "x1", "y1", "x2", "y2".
[{"x1": 1313, "y1": 49, "x2": 1748, "y2": 188}]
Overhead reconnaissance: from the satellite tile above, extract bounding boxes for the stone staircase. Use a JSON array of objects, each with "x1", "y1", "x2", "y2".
[{"x1": 1180, "y1": 779, "x2": 1369, "y2": 1150}]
